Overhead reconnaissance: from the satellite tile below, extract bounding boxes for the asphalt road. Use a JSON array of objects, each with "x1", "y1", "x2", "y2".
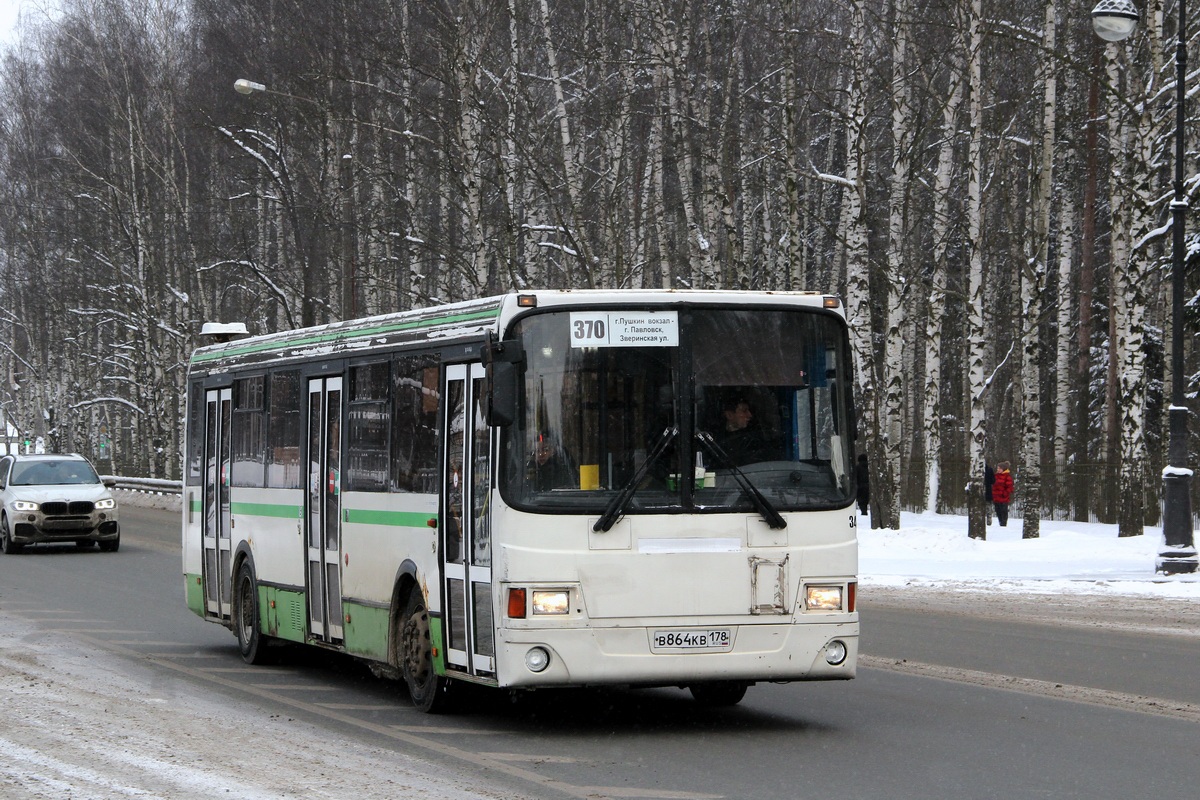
[{"x1": 1, "y1": 503, "x2": 1197, "y2": 800}]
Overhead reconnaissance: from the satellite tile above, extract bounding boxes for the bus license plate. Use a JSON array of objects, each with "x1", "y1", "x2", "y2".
[{"x1": 651, "y1": 628, "x2": 733, "y2": 653}]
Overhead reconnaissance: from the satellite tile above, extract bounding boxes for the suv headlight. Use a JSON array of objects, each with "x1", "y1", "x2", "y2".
[
  {"x1": 95, "y1": 498, "x2": 116, "y2": 510},
  {"x1": 13, "y1": 500, "x2": 39, "y2": 512}
]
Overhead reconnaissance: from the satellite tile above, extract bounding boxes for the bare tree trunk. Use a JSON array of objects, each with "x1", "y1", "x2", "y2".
[
  {"x1": 840, "y1": 0, "x2": 874, "y2": 526},
  {"x1": 926, "y1": 14, "x2": 966, "y2": 514},
  {"x1": 1020, "y1": 1, "x2": 1058, "y2": 539},
  {"x1": 966, "y1": 0, "x2": 988, "y2": 540},
  {"x1": 874, "y1": 0, "x2": 912, "y2": 531}
]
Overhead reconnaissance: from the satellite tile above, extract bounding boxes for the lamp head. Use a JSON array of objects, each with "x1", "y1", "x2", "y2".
[
  {"x1": 234, "y1": 79, "x2": 266, "y2": 95},
  {"x1": 1091, "y1": 0, "x2": 1139, "y2": 42}
]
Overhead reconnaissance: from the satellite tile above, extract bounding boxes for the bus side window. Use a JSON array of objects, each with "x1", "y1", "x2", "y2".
[
  {"x1": 393, "y1": 356, "x2": 440, "y2": 493},
  {"x1": 267, "y1": 370, "x2": 302, "y2": 489},
  {"x1": 347, "y1": 361, "x2": 390, "y2": 492},
  {"x1": 231, "y1": 375, "x2": 266, "y2": 489}
]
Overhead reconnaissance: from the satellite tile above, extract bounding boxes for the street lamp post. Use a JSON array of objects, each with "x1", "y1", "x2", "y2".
[
  {"x1": 1092, "y1": 0, "x2": 1198, "y2": 573},
  {"x1": 233, "y1": 78, "x2": 356, "y2": 324}
]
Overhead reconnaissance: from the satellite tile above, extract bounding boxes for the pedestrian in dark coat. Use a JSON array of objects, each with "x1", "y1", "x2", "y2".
[
  {"x1": 991, "y1": 461, "x2": 1014, "y2": 527},
  {"x1": 855, "y1": 454, "x2": 870, "y2": 516}
]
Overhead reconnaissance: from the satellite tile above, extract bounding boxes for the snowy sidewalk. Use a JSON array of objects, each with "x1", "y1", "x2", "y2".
[{"x1": 859, "y1": 511, "x2": 1200, "y2": 599}]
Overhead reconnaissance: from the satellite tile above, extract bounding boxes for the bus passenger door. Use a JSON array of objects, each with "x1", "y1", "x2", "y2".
[
  {"x1": 202, "y1": 387, "x2": 232, "y2": 618},
  {"x1": 443, "y1": 363, "x2": 495, "y2": 677},
  {"x1": 306, "y1": 376, "x2": 344, "y2": 643}
]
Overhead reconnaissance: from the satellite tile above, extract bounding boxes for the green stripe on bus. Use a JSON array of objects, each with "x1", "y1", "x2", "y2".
[
  {"x1": 343, "y1": 508, "x2": 437, "y2": 528},
  {"x1": 342, "y1": 601, "x2": 389, "y2": 661},
  {"x1": 263, "y1": 586, "x2": 307, "y2": 643},
  {"x1": 230, "y1": 502, "x2": 302, "y2": 519},
  {"x1": 191, "y1": 307, "x2": 500, "y2": 363},
  {"x1": 184, "y1": 573, "x2": 204, "y2": 616}
]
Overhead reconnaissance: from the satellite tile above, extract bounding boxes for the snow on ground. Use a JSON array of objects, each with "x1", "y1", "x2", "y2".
[
  {"x1": 859, "y1": 510, "x2": 1200, "y2": 600},
  {"x1": 0, "y1": 614, "x2": 507, "y2": 800}
]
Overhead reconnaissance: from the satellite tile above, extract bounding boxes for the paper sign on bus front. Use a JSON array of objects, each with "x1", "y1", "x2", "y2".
[{"x1": 569, "y1": 311, "x2": 679, "y2": 347}]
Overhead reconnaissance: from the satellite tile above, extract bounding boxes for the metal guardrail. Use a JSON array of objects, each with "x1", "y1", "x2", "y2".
[{"x1": 105, "y1": 476, "x2": 183, "y2": 495}]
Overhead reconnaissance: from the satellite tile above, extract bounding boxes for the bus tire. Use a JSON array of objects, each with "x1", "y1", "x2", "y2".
[
  {"x1": 234, "y1": 560, "x2": 273, "y2": 665},
  {"x1": 688, "y1": 681, "x2": 748, "y2": 707},
  {"x1": 399, "y1": 591, "x2": 451, "y2": 713}
]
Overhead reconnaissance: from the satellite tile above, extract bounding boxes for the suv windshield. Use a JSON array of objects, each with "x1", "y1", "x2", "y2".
[
  {"x1": 11, "y1": 460, "x2": 101, "y2": 486},
  {"x1": 500, "y1": 306, "x2": 854, "y2": 515}
]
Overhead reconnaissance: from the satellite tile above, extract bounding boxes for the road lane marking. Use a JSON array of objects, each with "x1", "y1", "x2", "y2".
[
  {"x1": 860, "y1": 654, "x2": 1200, "y2": 723},
  {"x1": 389, "y1": 725, "x2": 505, "y2": 735},
  {"x1": 566, "y1": 789, "x2": 720, "y2": 799},
  {"x1": 480, "y1": 752, "x2": 586, "y2": 764},
  {"x1": 45, "y1": 628, "x2": 145, "y2": 634},
  {"x1": 147, "y1": 652, "x2": 224, "y2": 658}
]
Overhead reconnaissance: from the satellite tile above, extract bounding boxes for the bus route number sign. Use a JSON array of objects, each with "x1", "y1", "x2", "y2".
[
  {"x1": 650, "y1": 628, "x2": 734, "y2": 653},
  {"x1": 570, "y1": 311, "x2": 679, "y2": 348}
]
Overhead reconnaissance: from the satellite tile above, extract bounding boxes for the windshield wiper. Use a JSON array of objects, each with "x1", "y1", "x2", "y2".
[
  {"x1": 695, "y1": 431, "x2": 787, "y2": 530},
  {"x1": 593, "y1": 426, "x2": 678, "y2": 532}
]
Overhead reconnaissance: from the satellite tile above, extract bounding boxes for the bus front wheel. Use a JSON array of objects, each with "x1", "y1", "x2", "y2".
[
  {"x1": 399, "y1": 591, "x2": 451, "y2": 713},
  {"x1": 234, "y1": 561, "x2": 273, "y2": 665}
]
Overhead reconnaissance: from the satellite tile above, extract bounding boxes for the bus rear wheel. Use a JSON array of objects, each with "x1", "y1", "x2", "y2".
[
  {"x1": 399, "y1": 592, "x2": 451, "y2": 713},
  {"x1": 688, "y1": 681, "x2": 748, "y2": 707}
]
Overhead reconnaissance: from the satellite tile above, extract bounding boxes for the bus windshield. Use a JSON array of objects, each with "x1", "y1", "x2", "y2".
[{"x1": 500, "y1": 306, "x2": 854, "y2": 515}]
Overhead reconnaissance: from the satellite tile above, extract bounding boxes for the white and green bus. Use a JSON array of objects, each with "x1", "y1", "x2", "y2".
[{"x1": 182, "y1": 290, "x2": 859, "y2": 711}]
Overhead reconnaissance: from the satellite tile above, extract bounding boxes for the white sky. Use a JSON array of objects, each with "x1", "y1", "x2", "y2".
[
  {"x1": 0, "y1": 0, "x2": 25, "y2": 44},
  {"x1": 0, "y1": 0, "x2": 51, "y2": 46},
  {"x1": 860, "y1": 509, "x2": 1200, "y2": 599}
]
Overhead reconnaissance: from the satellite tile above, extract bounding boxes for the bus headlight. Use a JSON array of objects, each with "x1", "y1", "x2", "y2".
[
  {"x1": 824, "y1": 640, "x2": 848, "y2": 666},
  {"x1": 525, "y1": 647, "x2": 551, "y2": 672},
  {"x1": 531, "y1": 590, "x2": 570, "y2": 615},
  {"x1": 805, "y1": 585, "x2": 844, "y2": 611}
]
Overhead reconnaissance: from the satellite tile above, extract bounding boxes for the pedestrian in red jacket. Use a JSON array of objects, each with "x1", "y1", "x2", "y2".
[{"x1": 992, "y1": 461, "x2": 1014, "y2": 527}]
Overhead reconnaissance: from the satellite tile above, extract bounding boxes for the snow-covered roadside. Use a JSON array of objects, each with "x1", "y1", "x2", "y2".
[
  {"x1": 113, "y1": 488, "x2": 182, "y2": 513},
  {"x1": 856, "y1": 510, "x2": 1200, "y2": 636},
  {"x1": 0, "y1": 615, "x2": 505, "y2": 800},
  {"x1": 859, "y1": 510, "x2": 1200, "y2": 599}
]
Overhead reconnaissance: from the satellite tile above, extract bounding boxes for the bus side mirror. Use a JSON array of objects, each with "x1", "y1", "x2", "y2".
[
  {"x1": 486, "y1": 360, "x2": 518, "y2": 427},
  {"x1": 481, "y1": 335, "x2": 523, "y2": 428}
]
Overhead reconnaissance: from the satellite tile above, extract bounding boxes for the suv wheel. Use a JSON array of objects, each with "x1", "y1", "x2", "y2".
[{"x1": 0, "y1": 515, "x2": 23, "y2": 554}]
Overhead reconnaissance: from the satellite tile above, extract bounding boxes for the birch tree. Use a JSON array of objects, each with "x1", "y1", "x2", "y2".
[
  {"x1": 873, "y1": 0, "x2": 913, "y2": 531},
  {"x1": 925, "y1": 8, "x2": 967, "y2": 513},
  {"x1": 965, "y1": 0, "x2": 988, "y2": 540},
  {"x1": 838, "y1": 0, "x2": 875, "y2": 524},
  {"x1": 1019, "y1": 1, "x2": 1058, "y2": 540}
]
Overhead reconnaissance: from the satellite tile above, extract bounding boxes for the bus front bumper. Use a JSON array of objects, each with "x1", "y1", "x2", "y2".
[{"x1": 494, "y1": 619, "x2": 858, "y2": 688}]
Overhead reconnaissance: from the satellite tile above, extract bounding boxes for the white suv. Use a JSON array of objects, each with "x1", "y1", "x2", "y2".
[{"x1": 0, "y1": 454, "x2": 121, "y2": 553}]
